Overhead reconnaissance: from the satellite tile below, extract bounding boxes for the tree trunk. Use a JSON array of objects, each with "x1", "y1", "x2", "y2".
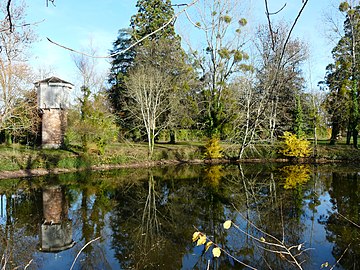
[
  {"x1": 169, "y1": 130, "x2": 176, "y2": 144},
  {"x1": 346, "y1": 127, "x2": 352, "y2": 145},
  {"x1": 5, "y1": 130, "x2": 12, "y2": 146},
  {"x1": 330, "y1": 122, "x2": 339, "y2": 145},
  {"x1": 353, "y1": 128, "x2": 358, "y2": 148}
]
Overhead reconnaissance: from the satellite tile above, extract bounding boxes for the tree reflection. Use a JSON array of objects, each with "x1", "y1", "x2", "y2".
[
  {"x1": 0, "y1": 180, "x2": 42, "y2": 269},
  {"x1": 1, "y1": 164, "x2": 359, "y2": 269},
  {"x1": 324, "y1": 172, "x2": 360, "y2": 268},
  {"x1": 111, "y1": 171, "x2": 180, "y2": 269},
  {"x1": 109, "y1": 166, "x2": 231, "y2": 269},
  {"x1": 204, "y1": 164, "x2": 313, "y2": 269},
  {"x1": 70, "y1": 171, "x2": 115, "y2": 269}
]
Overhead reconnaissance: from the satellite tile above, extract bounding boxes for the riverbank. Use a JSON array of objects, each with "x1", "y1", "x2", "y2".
[{"x1": 0, "y1": 141, "x2": 359, "y2": 179}]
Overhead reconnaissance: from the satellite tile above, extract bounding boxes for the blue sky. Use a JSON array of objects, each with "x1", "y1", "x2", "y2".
[
  {"x1": 26, "y1": 0, "x2": 137, "y2": 85},
  {"x1": 25, "y1": 0, "x2": 340, "y2": 90}
]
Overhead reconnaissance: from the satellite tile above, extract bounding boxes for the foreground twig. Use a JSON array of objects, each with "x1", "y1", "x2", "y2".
[
  {"x1": 47, "y1": 0, "x2": 199, "y2": 59},
  {"x1": 23, "y1": 259, "x2": 33, "y2": 270},
  {"x1": 192, "y1": 225, "x2": 257, "y2": 270},
  {"x1": 232, "y1": 204, "x2": 305, "y2": 269},
  {"x1": 337, "y1": 212, "x2": 360, "y2": 229},
  {"x1": 329, "y1": 243, "x2": 350, "y2": 270},
  {"x1": 69, "y1": 237, "x2": 101, "y2": 270}
]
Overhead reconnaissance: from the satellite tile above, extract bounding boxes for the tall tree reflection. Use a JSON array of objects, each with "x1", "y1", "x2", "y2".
[
  {"x1": 0, "y1": 179, "x2": 42, "y2": 269},
  {"x1": 324, "y1": 172, "x2": 360, "y2": 268}
]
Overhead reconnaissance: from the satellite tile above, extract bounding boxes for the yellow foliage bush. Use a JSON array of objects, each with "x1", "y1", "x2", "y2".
[
  {"x1": 204, "y1": 137, "x2": 223, "y2": 159},
  {"x1": 279, "y1": 132, "x2": 311, "y2": 158}
]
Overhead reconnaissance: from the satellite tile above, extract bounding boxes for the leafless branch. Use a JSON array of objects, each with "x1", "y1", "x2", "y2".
[
  {"x1": 5, "y1": 0, "x2": 13, "y2": 32},
  {"x1": 0, "y1": 19, "x2": 45, "y2": 33},
  {"x1": 172, "y1": 3, "x2": 187, "y2": 7},
  {"x1": 47, "y1": 0, "x2": 199, "y2": 59},
  {"x1": 279, "y1": 0, "x2": 309, "y2": 65},
  {"x1": 264, "y1": 0, "x2": 275, "y2": 50},
  {"x1": 23, "y1": 259, "x2": 33, "y2": 270},
  {"x1": 268, "y1": 3, "x2": 287, "y2": 15},
  {"x1": 232, "y1": 204, "x2": 305, "y2": 269},
  {"x1": 337, "y1": 212, "x2": 360, "y2": 229},
  {"x1": 184, "y1": 9, "x2": 209, "y2": 31},
  {"x1": 329, "y1": 243, "x2": 350, "y2": 270},
  {"x1": 192, "y1": 225, "x2": 258, "y2": 270},
  {"x1": 46, "y1": 0, "x2": 56, "y2": 7},
  {"x1": 69, "y1": 237, "x2": 101, "y2": 270}
]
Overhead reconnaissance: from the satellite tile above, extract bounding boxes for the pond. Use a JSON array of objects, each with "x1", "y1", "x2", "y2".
[{"x1": 0, "y1": 163, "x2": 359, "y2": 269}]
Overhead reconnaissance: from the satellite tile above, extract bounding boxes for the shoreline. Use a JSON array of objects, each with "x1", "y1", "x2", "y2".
[{"x1": 0, "y1": 157, "x2": 347, "y2": 180}]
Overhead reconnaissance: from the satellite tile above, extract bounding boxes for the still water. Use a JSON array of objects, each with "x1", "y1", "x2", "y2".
[{"x1": 0, "y1": 163, "x2": 359, "y2": 269}]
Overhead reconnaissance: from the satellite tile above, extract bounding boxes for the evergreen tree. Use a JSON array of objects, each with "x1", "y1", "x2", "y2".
[
  {"x1": 108, "y1": 29, "x2": 136, "y2": 128},
  {"x1": 109, "y1": 0, "x2": 191, "y2": 143},
  {"x1": 131, "y1": 0, "x2": 176, "y2": 41},
  {"x1": 324, "y1": 2, "x2": 360, "y2": 147}
]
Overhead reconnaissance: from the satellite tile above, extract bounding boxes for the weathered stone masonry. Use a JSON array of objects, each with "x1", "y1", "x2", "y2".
[{"x1": 35, "y1": 77, "x2": 73, "y2": 149}]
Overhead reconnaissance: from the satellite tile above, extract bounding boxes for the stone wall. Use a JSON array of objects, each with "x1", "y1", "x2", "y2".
[{"x1": 41, "y1": 109, "x2": 67, "y2": 148}]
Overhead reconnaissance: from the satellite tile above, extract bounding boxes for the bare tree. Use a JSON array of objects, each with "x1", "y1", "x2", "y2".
[
  {"x1": 231, "y1": 74, "x2": 266, "y2": 159},
  {"x1": 0, "y1": 1, "x2": 36, "y2": 143},
  {"x1": 255, "y1": 23, "x2": 308, "y2": 140},
  {"x1": 71, "y1": 40, "x2": 106, "y2": 94},
  {"x1": 125, "y1": 64, "x2": 174, "y2": 157}
]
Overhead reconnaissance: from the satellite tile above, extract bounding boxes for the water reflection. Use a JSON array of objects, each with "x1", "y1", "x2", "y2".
[
  {"x1": 0, "y1": 164, "x2": 359, "y2": 269},
  {"x1": 39, "y1": 186, "x2": 75, "y2": 252},
  {"x1": 324, "y1": 172, "x2": 360, "y2": 269}
]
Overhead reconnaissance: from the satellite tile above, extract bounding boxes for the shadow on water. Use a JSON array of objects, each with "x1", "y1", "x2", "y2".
[{"x1": 0, "y1": 163, "x2": 360, "y2": 269}]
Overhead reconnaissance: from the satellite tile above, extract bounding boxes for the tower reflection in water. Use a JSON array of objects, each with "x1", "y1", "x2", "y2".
[{"x1": 38, "y1": 186, "x2": 75, "y2": 252}]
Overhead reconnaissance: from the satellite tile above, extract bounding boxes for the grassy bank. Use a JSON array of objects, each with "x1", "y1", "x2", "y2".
[
  {"x1": 0, "y1": 141, "x2": 359, "y2": 179},
  {"x1": 0, "y1": 142, "x2": 205, "y2": 173}
]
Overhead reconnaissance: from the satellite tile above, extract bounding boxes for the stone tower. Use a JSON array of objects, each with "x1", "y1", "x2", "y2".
[{"x1": 35, "y1": 77, "x2": 73, "y2": 149}]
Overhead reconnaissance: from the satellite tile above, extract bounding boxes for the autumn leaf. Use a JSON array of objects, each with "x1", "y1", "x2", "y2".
[
  {"x1": 197, "y1": 234, "x2": 207, "y2": 246},
  {"x1": 192, "y1": 232, "x2": 201, "y2": 242},
  {"x1": 212, "y1": 247, "x2": 221, "y2": 257},
  {"x1": 321, "y1": 262, "x2": 329, "y2": 268},
  {"x1": 223, "y1": 220, "x2": 232, "y2": 229},
  {"x1": 205, "y1": 241, "x2": 213, "y2": 252}
]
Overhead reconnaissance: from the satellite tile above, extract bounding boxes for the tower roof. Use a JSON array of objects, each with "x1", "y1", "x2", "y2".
[{"x1": 34, "y1": 76, "x2": 74, "y2": 86}]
